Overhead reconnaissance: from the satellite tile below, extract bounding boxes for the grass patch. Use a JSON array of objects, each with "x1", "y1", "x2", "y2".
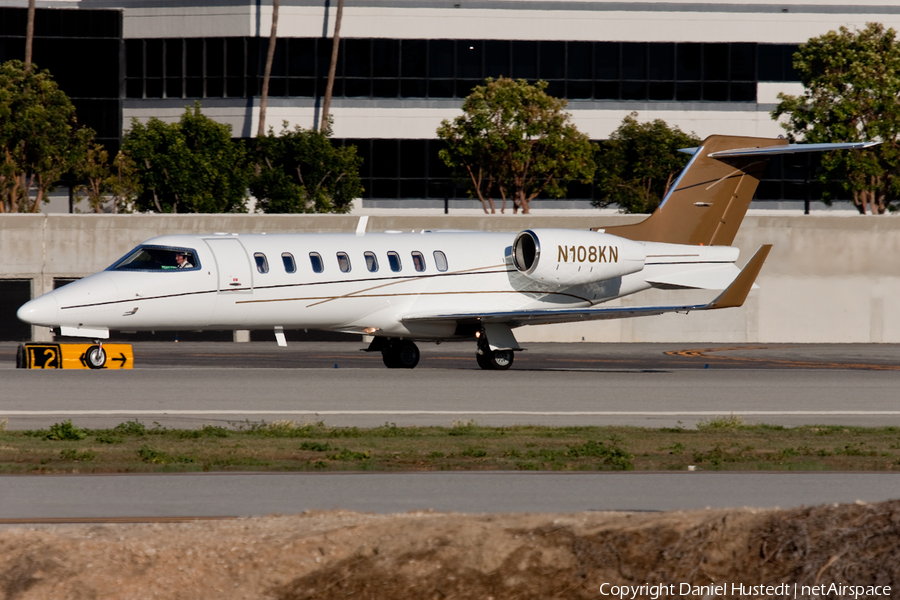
[{"x1": 0, "y1": 419, "x2": 898, "y2": 473}]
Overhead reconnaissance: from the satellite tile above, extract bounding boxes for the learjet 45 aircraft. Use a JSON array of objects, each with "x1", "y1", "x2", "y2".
[{"x1": 18, "y1": 135, "x2": 874, "y2": 370}]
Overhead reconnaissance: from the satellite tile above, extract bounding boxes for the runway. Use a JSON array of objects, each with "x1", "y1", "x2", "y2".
[
  {"x1": 3, "y1": 342, "x2": 900, "y2": 429},
  {"x1": 4, "y1": 341, "x2": 900, "y2": 518},
  {"x1": 2, "y1": 472, "x2": 900, "y2": 520}
]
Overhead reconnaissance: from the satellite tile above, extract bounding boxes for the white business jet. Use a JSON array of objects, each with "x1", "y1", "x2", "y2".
[{"x1": 17, "y1": 135, "x2": 874, "y2": 370}]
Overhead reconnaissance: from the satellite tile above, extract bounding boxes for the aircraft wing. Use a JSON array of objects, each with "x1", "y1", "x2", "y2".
[{"x1": 403, "y1": 245, "x2": 771, "y2": 329}]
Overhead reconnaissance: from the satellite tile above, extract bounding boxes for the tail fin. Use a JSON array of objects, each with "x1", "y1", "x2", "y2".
[{"x1": 602, "y1": 135, "x2": 786, "y2": 246}]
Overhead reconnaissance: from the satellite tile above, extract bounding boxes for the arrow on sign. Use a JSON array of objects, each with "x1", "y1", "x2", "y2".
[{"x1": 112, "y1": 353, "x2": 128, "y2": 367}]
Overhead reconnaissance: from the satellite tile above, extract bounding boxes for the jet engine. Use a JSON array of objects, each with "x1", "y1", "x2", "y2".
[{"x1": 512, "y1": 229, "x2": 646, "y2": 286}]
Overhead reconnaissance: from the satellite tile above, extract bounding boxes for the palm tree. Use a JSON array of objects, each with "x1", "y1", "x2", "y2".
[
  {"x1": 320, "y1": 0, "x2": 344, "y2": 132},
  {"x1": 257, "y1": 0, "x2": 279, "y2": 137},
  {"x1": 24, "y1": 0, "x2": 35, "y2": 71}
]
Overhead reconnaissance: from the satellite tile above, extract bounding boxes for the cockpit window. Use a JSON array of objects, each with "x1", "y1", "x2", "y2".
[{"x1": 108, "y1": 246, "x2": 200, "y2": 272}]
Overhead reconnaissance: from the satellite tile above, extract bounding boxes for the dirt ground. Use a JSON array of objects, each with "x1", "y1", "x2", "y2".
[{"x1": 1, "y1": 500, "x2": 898, "y2": 600}]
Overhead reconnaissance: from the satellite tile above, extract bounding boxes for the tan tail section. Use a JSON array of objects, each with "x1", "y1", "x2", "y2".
[
  {"x1": 707, "y1": 244, "x2": 772, "y2": 309},
  {"x1": 602, "y1": 135, "x2": 788, "y2": 246}
]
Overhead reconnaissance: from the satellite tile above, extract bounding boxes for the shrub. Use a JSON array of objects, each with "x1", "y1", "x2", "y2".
[{"x1": 46, "y1": 420, "x2": 87, "y2": 441}]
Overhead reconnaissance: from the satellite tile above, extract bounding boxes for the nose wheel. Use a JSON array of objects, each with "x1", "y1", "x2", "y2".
[
  {"x1": 85, "y1": 344, "x2": 107, "y2": 369},
  {"x1": 382, "y1": 340, "x2": 420, "y2": 369}
]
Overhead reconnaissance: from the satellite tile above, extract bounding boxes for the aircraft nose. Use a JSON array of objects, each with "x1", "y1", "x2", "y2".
[{"x1": 17, "y1": 294, "x2": 59, "y2": 326}]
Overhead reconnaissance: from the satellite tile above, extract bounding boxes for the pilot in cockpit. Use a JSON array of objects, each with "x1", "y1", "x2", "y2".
[{"x1": 174, "y1": 252, "x2": 194, "y2": 269}]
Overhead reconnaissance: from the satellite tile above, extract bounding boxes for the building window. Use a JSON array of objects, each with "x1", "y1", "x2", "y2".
[{"x1": 124, "y1": 37, "x2": 798, "y2": 103}]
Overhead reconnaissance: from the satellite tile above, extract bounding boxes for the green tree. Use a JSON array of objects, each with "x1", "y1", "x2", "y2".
[
  {"x1": 123, "y1": 102, "x2": 249, "y2": 213},
  {"x1": 0, "y1": 60, "x2": 94, "y2": 213},
  {"x1": 773, "y1": 23, "x2": 900, "y2": 214},
  {"x1": 250, "y1": 121, "x2": 363, "y2": 213},
  {"x1": 75, "y1": 145, "x2": 141, "y2": 213},
  {"x1": 594, "y1": 112, "x2": 700, "y2": 214},
  {"x1": 437, "y1": 78, "x2": 595, "y2": 214}
]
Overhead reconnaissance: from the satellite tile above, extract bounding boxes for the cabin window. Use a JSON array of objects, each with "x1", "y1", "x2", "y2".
[
  {"x1": 364, "y1": 251, "x2": 378, "y2": 272},
  {"x1": 337, "y1": 252, "x2": 351, "y2": 273},
  {"x1": 434, "y1": 251, "x2": 448, "y2": 272},
  {"x1": 387, "y1": 251, "x2": 402, "y2": 272},
  {"x1": 282, "y1": 253, "x2": 296, "y2": 273},
  {"x1": 254, "y1": 252, "x2": 269, "y2": 273},
  {"x1": 109, "y1": 245, "x2": 200, "y2": 272},
  {"x1": 411, "y1": 251, "x2": 426, "y2": 272},
  {"x1": 309, "y1": 252, "x2": 324, "y2": 273}
]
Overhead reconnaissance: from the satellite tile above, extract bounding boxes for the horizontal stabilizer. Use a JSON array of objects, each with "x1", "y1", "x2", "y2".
[
  {"x1": 644, "y1": 264, "x2": 743, "y2": 290},
  {"x1": 403, "y1": 245, "x2": 773, "y2": 328},
  {"x1": 706, "y1": 244, "x2": 772, "y2": 309},
  {"x1": 708, "y1": 141, "x2": 879, "y2": 159}
]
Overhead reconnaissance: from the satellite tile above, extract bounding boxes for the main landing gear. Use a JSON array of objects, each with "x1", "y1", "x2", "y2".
[
  {"x1": 376, "y1": 339, "x2": 420, "y2": 369},
  {"x1": 365, "y1": 324, "x2": 520, "y2": 370},
  {"x1": 476, "y1": 337, "x2": 514, "y2": 371}
]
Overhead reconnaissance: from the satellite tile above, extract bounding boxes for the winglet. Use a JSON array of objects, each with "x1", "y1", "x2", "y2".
[{"x1": 707, "y1": 245, "x2": 772, "y2": 309}]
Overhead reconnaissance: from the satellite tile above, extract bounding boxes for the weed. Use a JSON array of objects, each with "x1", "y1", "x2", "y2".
[
  {"x1": 59, "y1": 449, "x2": 96, "y2": 462},
  {"x1": 46, "y1": 420, "x2": 86, "y2": 441},
  {"x1": 299, "y1": 441, "x2": 331, "y2": 452},
  {"x1": 448, "y1": 420, "x2": 479, "y2": 436},
  {"x1": 568, "y1": 440, "x2": 634, "y2": 470},
  {"x1": 176, "y1": 425, "x2": 230, "y2": 439},
  {"x1": 329, "y1": 448, "x2": 371, "y2": 461},
  {"x1": 836, "y1": 443, "x2": 877, "y2": 457},
  {"x1": 0, "y1": 418, "x2": 7, "y2": 433},
  {"x1": 137, "y1": 445, "x2": 167, "y2": 464},
  {"x1": 779, "y1": 447, "x2": 801, "y2": 458},
  {"x1": 460, "y1": 447, "x2": 487, "y2": 458},
  {"x1": 95, "y1": 435, "x2": 123, "y2": 444},
  {"x1": 662, "y1": 442, "x2": 685, "y2": 455},
  {"x1": 374, "y1": 422, "x2": 419, "y2": 438},
  {"x1": 112, "y1": 421, "x2": 146, "y2": 436},
  {"x1": 427, "y1": 451, "x2": 445, "y2": 459},
  {"x1": 696, "y1": 415, "x2": 745, "y2": 431},
  {"x1": 694, "y1": 444, "x2": 731, "y2": 467},
  {"x1": 255, "y1": 420, "x2": 325, "y2": 438}
]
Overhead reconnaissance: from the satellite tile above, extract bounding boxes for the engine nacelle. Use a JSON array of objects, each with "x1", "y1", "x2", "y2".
[{"x1": 512, "y1": 229, "x2": 646, "y2": 286}]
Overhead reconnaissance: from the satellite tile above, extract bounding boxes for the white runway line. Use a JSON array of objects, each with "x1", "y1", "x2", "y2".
[{"x1": 4, "y1": 410, "x2": 900, "y2": 417}]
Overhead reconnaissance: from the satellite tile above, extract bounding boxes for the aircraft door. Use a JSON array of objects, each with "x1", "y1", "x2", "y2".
[
  {"x1": 204, "y1": 237, "x2": 253, "y2": 326},
  {"x1": 205, "y1": 237, "x2": 253, "y2": 291}
]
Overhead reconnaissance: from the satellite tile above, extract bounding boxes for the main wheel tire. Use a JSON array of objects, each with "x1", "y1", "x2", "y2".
[
  {"x1": 16, "y1": 344, "x2": 25, "y2": 369},
  {"x1": 490, "y1": 349, "x2": 514, "y2": 370},
  {"x1": 476, "y1": 347, "x2": 514, "y2": 371},
  {"x1": 85, "y1": 345, "x2": 107, "y2": 369},
  {"x1": 395, "y1": 340, "x2": 420, "y2": 369},
  {"x1": 382, "y1": 341, "x2": 420, "y2": 369}
]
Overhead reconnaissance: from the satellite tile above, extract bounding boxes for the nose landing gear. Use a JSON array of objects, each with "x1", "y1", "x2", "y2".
[{"x1": 84, "y1": 344, "x2": 107, "y2": 369}]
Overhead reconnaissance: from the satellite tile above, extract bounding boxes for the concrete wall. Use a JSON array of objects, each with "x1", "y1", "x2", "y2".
[{"x1": 3, "y1": 213, "x2": 899, "y2": 343}]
